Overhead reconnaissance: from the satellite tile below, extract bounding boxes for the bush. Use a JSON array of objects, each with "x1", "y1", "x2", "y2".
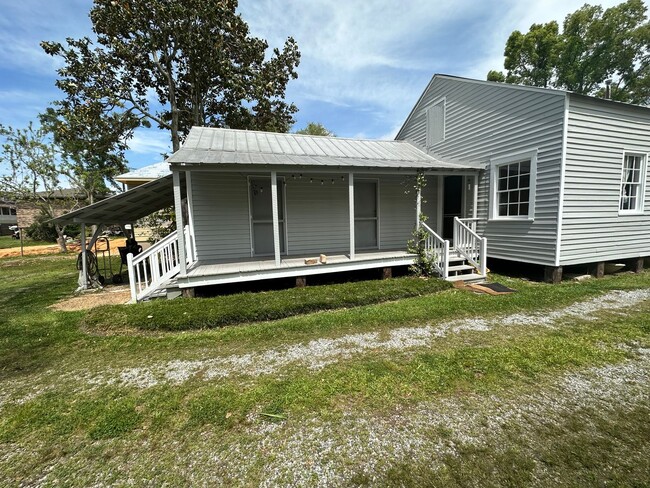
[
  {"x1": 82, "y1": 276, "x2": 453, "y2": 332},
  {"x1": 25, "y1": 214, "x2": 80, "y2": 242},
  {"x1": 25, "y1": 215, "x2": 59, "y2": 242}
]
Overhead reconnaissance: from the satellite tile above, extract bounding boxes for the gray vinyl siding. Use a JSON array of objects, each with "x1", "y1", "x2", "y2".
[
  {"x1": 190, "y1": 172, "x2": 423, "y2": 261},
  {"x1": 285, "y1": 174, "x2": 350, "y2": 255},
  {"x1": 560, "y1": 95, "x2": 650, "y2": 265},
  {"x1": 397, "y1": 76, "x2": 566, "y2": 266},
  {"x1": 191, "y1": 172, "x2": 251, "y2": 262}
]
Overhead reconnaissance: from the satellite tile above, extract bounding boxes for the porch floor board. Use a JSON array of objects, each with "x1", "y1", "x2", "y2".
[{"x1": 184, "y1": 250, "x2": 412, "y2": 280}]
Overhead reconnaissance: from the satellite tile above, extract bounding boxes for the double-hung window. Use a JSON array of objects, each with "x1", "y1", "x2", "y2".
[
  {"x1": 489, "y1": 150, "x2": 537, "y2": 220},
  {"x1": 619, "y1": 153, "x2": 646, "y2": 214}
]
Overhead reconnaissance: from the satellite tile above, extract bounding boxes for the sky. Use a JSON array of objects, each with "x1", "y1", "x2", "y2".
[{"x1": 0, "y1": 0, "x2": 626, "y2": 171}]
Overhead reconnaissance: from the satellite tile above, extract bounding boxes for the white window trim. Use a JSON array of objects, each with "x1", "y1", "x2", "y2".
[
  {"x1": 426, "y1": 96, "x2": 446, "y2": 148},
  {"x1": 489, "y1": 149, "x2": 538, "y2": 221},
  {"x1": 618, "y1": 151, "x2": 647, "y2": 216}
]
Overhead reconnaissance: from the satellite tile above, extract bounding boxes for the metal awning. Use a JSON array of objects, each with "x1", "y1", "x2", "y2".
[{"x1": 53, "y1": 174, "x2": 179, "y2": 225}]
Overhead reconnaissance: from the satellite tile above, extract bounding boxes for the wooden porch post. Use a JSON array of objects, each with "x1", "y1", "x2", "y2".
[
  {"x1": 271, "y1": 171, "x2": 281, "y2": 267},
  {"x1": 416, "y1": 179, "x2": 422, "y2": 229},
  {"x1": 173, "y1": 170, "x2": 187, "y2": 276},
  {"x1": 80, "y1": 222, "x2": 88, "y2": 290},
  {"x1": 185, "y1": 171, "x2": 196, "y2": 262},
  {"x1": 349, "y1": 172, "x2": 355, "y2": 260}
]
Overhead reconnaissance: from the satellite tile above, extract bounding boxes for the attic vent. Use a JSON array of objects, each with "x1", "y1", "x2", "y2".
[{"x1": 426, "y1": 98, "x2": 446, "y2": 147}]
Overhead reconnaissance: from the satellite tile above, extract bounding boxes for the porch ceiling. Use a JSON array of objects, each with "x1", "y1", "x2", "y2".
[
  {"x1": 167, "y1": 127, "x2": 483, "y2": 171},
  {"x1": 53, "y1": 174, "x2": 181, "y2": 225}
]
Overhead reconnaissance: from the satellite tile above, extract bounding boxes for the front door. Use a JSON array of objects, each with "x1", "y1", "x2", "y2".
[
  {"x1": 442, "y1": 175, "x2": 463, "y2": 239},
  {"x1": 354, "y1": 180, "x2": 378, "y2": 250},
  {"x1": 250, "y1": 177, "x2": 285, "y2": 256}
]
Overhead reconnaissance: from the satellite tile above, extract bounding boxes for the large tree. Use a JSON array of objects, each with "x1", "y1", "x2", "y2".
[
  {"x1": 42, "y1": 0, "x2": 301, "y2": 153},
  {"x1": 488, "y1": 0, "x2": 650, "y2": 104},
  {"x1": 294, "y1": 122, "x2": 336, "y2": 137},
  {"x1": 0, "y1": 123, "x2": 94, "y2": 252}
]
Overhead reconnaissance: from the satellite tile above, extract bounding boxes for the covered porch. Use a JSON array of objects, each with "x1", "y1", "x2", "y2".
[{"x1": 55, "y1": 127, "x2": 489, "y2": 302}]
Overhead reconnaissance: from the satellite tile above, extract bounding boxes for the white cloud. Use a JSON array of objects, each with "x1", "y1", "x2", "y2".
[
  {"x1": 127, "y1": 129, "x2": 171, "y2": 156},
  {"x1": 0, "y1": 0, "x2": 638, "y2": 163},
  {"x1": 0, "y1": 0, "x2": 93, "y2": 74}
]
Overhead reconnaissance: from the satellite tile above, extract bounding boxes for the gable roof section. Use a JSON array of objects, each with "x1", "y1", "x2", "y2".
[
  {"x1": 167, "y1": 127, "x2": 482, "y2": 170},
  {"x1": 396, "y1": 74, "x2": 567, "y2": 141},
  {"x1": 396, "y1": 74, "x2": 650, "y2": 141}
]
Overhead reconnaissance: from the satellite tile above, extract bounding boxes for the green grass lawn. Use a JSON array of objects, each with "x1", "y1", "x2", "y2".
[
  {"x1": 1, "y1": 254, "x2": 649, "y2": 486},
  {"x1": 0, "y1": 235, "x2": 53, "y2": 249}
]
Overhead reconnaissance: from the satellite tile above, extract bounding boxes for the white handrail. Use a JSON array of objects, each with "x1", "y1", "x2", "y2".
[
  {"x1": 128, "y1": 230, "x2": 181, "y2": 303},
  {"x1": 458, "y1": 217, "x2": 479, "y2": 233},
  {"x1": 421, "y1": 223, "x2": 449, "y2": 279},
  {"x1": 453, "y1": 217, "x2": 487, "y2": 276}
]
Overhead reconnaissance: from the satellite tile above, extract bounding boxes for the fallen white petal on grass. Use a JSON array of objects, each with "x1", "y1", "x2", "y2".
[{"x1": 113, "y1": 289, "x2": 650, "y2": 388}]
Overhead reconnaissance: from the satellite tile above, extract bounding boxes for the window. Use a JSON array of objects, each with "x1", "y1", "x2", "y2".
[
  {"x1": 619, "y1": 153, "x2": 646, "y2": 214},
  {"x1": 426, "y1": 97, "x2": 445, "y2": 147},
  {"x1": 489, "y1": 150, "x2": 537, "y2": 220}
]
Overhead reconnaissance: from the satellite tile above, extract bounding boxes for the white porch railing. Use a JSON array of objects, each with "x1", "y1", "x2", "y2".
[
  {"x1": 127, "y1": 225, "x2": 194, "y2": 302},
  {"x1": 453, "y1": 217, "x2": 487, "y2": 277},
  {"x1": 421, "y1": 223, "x2": 449, "y2": 279}
]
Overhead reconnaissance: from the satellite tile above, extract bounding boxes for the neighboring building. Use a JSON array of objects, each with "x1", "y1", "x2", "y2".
[
  {"x1": 115, "y1": 162, "x2": 171, "y2": 190},
  {"x1": 56, "y1": 74, "x2": 650, "y2": 301},
  {"x1": 15, "y1": 189, "x2": 90, "y2": 230},
  {"x1": 0, "y1": 199, "x2": 17, "y2": 235},
  {"x1": 115, "y1": 162, "x2": 173, "y2": 242}
]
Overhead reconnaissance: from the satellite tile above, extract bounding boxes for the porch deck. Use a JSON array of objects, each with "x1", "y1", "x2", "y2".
[{"x1": 177, "y1": 250, "x2": 414, "y2": 288}]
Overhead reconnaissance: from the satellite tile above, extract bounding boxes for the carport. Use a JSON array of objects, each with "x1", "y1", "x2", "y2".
[{"x1": 53, "y1": 174, "x2": 183, "y2": 290}]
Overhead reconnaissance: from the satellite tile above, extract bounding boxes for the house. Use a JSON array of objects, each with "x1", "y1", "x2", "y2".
[
  {"x1": 115, "y1": 162, "x2": 171, "y2": 190},
  {"x1": 55, "y1": 74, "x2": 650, "y2": 302},
  {"x1": 0, "y1": 198, "x2": 17, "y2": 235},
  {"x1": 16, "y1": 189, "x2": 93, "y2": 230},
  {"x1": 397, "y1": 74, "x2": 650, "y2": 282}
]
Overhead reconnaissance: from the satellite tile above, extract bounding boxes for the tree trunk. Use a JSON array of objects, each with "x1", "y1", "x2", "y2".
[
  {"x1": 167, "y1": 61, "x2": 181, "y2": 152},
  {"x1": 55, "y1": 224, "x2": 68, "y2": 253}
]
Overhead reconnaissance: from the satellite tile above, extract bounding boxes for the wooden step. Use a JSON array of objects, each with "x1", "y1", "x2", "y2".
[
  {"x1": 446, "y1": 273, "x2": 486, "y2": 283},
  {"x1": 447, "y1": 254, "x2": 466, "y2": 263},
  {"x1": 447, "y1": 264, "x2": 475, "y2": 273}
]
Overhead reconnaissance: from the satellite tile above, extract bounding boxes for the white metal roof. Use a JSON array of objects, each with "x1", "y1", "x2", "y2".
[
  {"x1": 115, "y1": 161, "x2": 171, "y2": 182},
  {"x1": 167, "y1": 127, "x2": 481, "y2": 170}
]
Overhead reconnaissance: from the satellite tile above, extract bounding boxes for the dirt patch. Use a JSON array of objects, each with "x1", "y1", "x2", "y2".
[
  {"x1": 0, "y1": 238, "x2": 127, "y2": 259},
  {"x1": 49, "y1": 285, "x2": 132, "y2": 311}
]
